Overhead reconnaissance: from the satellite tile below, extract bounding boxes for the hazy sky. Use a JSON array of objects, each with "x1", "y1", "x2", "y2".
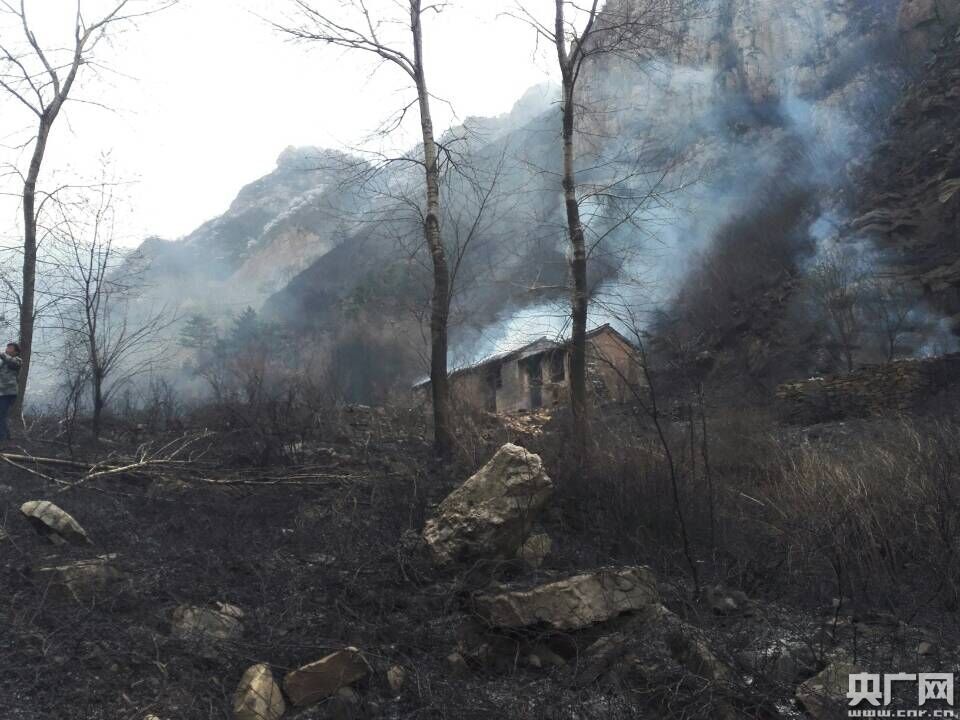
[{"x1": 0, "y1": 0, "x2": 556, "y2": 244}]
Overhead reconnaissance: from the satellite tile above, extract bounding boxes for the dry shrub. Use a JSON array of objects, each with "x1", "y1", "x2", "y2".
[
  {"x1": 541, "y1": 404, "x2": 960, "y2": 614},
  {"x1": 759, "y1": 418, "x2": 960, "y2": 612}
]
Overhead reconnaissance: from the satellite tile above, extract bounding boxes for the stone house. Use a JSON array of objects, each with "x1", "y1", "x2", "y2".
[{"x1": 415, "y1": 324, "x2": 642, "y2": 413}]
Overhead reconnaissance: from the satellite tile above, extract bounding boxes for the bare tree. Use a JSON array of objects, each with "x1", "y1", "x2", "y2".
[
  {"x1": 278, "y1": 0, "x2": 455, "y2": 456},
  {"x1": 511, "y1": 0, "x2": 688, "y2": 461},
  {"x1": 0, "y1": 0, "x2": 174, "y2": 407},
  {"x1": 50, "y1": 183, "x2": 173, "y2": 439},
  {"x1": 863, "y1": 276, "x2": 919, "y2": 362},
  {"x1": 807, "y1": 247, "x2": 869, "y2": 373}
]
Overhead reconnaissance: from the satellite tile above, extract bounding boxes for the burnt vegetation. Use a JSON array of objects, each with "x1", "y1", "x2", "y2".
[{"x1": 2, "y1": 0, "x2": 960, "y2": 719}]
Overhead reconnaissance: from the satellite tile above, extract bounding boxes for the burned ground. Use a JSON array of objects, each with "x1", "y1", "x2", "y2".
[{"x1": 1, "y1": 404, "x2": 960, "y2": 719}]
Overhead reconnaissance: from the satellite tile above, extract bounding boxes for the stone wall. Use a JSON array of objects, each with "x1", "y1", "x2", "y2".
[{"x1": 776, "y1": 354, "x2": 960, "y2": 425}]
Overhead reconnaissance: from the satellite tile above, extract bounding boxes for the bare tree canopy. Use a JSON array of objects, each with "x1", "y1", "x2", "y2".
[
  {"x1": 0, "y1": 0, "x2": 176, "y2": 410},
  {"x1": 278, "y1": 0, "x2": 455, "y2": 455},
  {"x1": 509, "y1": 0, "x2": 693, "y2": 463}
]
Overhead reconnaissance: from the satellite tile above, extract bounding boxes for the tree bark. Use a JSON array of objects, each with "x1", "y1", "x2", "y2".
[
  {"x1": 16, "y1": 117, "x2": 53, "y2": 413},
  {"x1": 411, "y1": 0, "x2": 453, "y2": 457},
  {"x1": 556, "y1": 0, "x2": 590, "y2": 461},
  {"x1": 92, "y1": 370, "x2": 104, "y2": 439}
]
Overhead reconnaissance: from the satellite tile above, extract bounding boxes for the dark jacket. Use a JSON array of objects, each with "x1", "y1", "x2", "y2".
[{"x1": 0, "y1": 353, "x2": 21, "y2": 396}]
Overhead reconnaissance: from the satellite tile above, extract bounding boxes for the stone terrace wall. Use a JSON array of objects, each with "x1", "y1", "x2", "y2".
[{"x1": 776, "y1": 354, "x2": 960, "y2": 425}]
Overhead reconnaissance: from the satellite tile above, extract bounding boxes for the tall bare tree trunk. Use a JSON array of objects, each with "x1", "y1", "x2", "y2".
[
  {"x1": 411, "y1": 0, "x2": 452, "y2": 457},
  {"x1": 92, "y1": 370, "x2": 104, "y2": 439},
  {"x1": 16, "y1": 119, "x2": 53, "y2": 413},
  {"x1": 556, "y1": 1, "x2": 590, "y2": 461}
]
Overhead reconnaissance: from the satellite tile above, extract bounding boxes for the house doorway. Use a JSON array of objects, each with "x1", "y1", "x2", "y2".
[{"x1": 522, "y1": 356, "x2": 543, "y2": 409}]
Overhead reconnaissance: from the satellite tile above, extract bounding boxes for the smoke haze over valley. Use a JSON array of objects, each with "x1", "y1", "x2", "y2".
[{"x1": 2, "y1": 0, "x2": 960, "y2": 404}]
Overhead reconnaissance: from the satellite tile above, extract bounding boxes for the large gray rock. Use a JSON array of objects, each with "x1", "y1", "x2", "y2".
[
  {"x1": 474, "y1": 566, "x2": 658, "y2": 630},
  {"x1": 423, "y1": 444, "x2": 552, "y2": 567},
  {"x1": 283, "y1": 648, "x2": 369, "y2": 707},
  {"x1": 232, "y1": 663, "x2": 285, "y2": 720},
  {"x1": 20, "y1": 500, "x2": 90, "y2": 545}
]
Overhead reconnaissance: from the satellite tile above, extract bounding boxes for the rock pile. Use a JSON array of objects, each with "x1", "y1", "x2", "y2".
[{"x1": 776, "y1": 353, "x2": 960, "y2": 424}]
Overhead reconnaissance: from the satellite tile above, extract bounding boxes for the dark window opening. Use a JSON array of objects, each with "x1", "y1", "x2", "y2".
[{"x1": 550, "y1": 352, "x2": 565, "y2": 382}]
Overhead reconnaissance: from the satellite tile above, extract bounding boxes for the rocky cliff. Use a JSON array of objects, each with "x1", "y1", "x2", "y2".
[
  {"x1": 134, "y1": 0, "x2": 957, "y2": 387},
  {"x1": 846, "y1": 21, "x2": 960, "y2": 324}
]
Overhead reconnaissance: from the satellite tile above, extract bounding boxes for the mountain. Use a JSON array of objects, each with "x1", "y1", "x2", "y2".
[
  {"x1": 133, "y1": 0, "x2": 959, "y2": 398},
  {"x1": 136, "y1": 146, "x2": 369, "y2": 316},
  {"x1": 846, "y1": 19, "x2": 960, "y2": 321}
]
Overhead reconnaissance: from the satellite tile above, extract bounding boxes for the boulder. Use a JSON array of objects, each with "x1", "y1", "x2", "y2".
[
  {"x1": 232, "y1": 663, "x2": 285, "y2": 720},
  {"x1": 796, "y1": 661, "x2": 860, "y2": 720},
  {"x1": 423, "y1": 444, "x2": 552, "y2": 567},
  {"x1": 172, "y1": 605, "x2": 243, "y2": 648},
  {"x1": 474, "y1": 566, "x2": 658, "y2": 630},
  {"x1": 20, "y1": 500, "x2": 90, "y2": 545},
  {"x1": 283, "y1": 648, "x2": 368, "y2": 707},
  {"x1": 517, "y1": 533, "x2": 551, "y2": 569},
  {"x1": 34, "y1": 553, "x2": 124, "y2": 600}
]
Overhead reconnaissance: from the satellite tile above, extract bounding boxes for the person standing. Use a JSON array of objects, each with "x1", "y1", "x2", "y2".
[{"x1": 0, "y1": 342, "x2": 22, "y2": 441}]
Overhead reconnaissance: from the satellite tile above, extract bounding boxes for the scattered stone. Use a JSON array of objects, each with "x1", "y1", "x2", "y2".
[
  {"x1": 918, "y1": 640, "x2": 937, "y2": 656},
  {"x1": 172, "y1": 605, "x2": 243, "y2": 648},
  {"x1": 474, "y1": 566, "x2": 658, "y2": 631},
  {"x1": 796, "y1": 661, "x2": 860, "y2": 720},
  {"x1": 20, "y1": 500, "x2": 90, "y2": 545},
  {"x1": 232, "y1": 663, "x2": 285, "y2": 720},
  {"x1": 34, "y1": 553, "x2": 124, "y2": 600},
  {"x1": 386, "y1": 665, "x2": 406, "y2": 693},
  {"x1": 446, "y1": 652, "x2": 469, "y2": 676},
  {"x1": 215, "y1": 602, "x2": 245, "y2": 620},
  {"x1": 528, "y1": 644, "x2": 567, "y2": 668},
  {"x1": 283, "y1": 648, "x2": 369, "y2": 707},
  {"x1": 703, "y1": 584, "x2": 751, "y2": 616},
  {"x1": 422, "y1": 444, "x2": 553, "y2": 567},
  {"x1": 517, "y1": 533, "x2": 551, "y2": 569}
]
